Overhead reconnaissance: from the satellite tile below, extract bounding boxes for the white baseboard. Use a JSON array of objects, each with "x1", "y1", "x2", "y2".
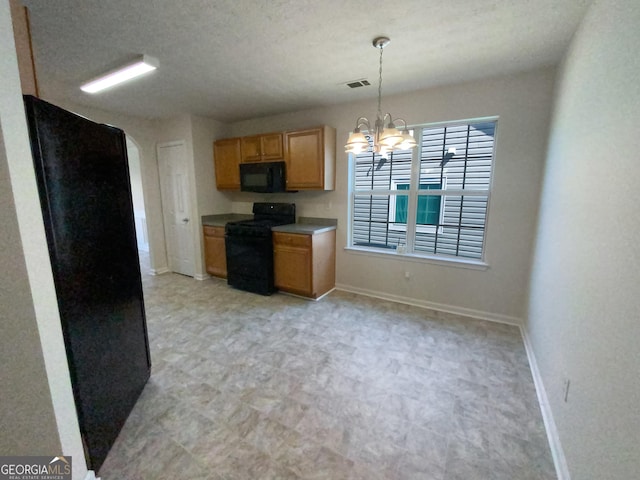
[
  {"x1": 277, "y1": 287, "x2": 336, "y2": 302},
  {"x1": 149, "y1": 266, "x2": 170, "y2": 275},
  {"x1": 194, "y1": 273, "x2": 208, "y2": 281},
  {"x1": 84, "y1": 471, "x2": 99, "y2": 480},
  {"x1": 334, "y1": 283, "x2": 522, "y2": 326},
  {"x1": 521, "y1": 328, "x2": 570, "y2": 480}
]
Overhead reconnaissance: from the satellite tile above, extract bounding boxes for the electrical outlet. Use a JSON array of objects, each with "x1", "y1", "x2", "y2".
[
  {"x1": 563, "y1": 378, "x2": 571, "y2": 402},
  {"x1": 404, "y1": 271, "x2": 411, "y2": 279}
]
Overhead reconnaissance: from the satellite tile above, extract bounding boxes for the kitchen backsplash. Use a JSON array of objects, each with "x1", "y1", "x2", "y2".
[{"x1": 229, "y1": 193, "x2": 336, "y2": 219}]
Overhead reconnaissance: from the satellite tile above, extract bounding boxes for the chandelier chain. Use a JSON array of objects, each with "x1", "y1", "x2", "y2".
[{"x1": 377, "y1": 45, "x2": 383, "y2": 120}]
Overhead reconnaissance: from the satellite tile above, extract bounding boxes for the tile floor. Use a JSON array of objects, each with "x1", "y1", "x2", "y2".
[{"x1": 99, "y1": 255, "x2": 555, "y2": 479}]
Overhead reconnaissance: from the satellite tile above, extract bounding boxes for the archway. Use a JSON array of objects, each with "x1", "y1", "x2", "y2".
[{"x1": 125, "y1": 136, "x2": 150, "y2": 270}]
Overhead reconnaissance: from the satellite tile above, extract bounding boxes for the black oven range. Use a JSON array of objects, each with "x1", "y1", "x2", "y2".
[{"x1": 224, "y1": 202, "x2": 296, "y2": 295}]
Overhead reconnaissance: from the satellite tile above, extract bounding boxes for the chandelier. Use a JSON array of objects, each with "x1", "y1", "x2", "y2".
[{"x1": 345, "y1": 37, "x2": 416, "y2": 156}]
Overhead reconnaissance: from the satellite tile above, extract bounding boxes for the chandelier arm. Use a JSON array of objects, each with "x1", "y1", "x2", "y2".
[
  {"x1": 394, "y1": 117, "x2": 408, "y2": 130},
  {"x1": 355, "y1": 116, "x2": 371, "y2": 131}
]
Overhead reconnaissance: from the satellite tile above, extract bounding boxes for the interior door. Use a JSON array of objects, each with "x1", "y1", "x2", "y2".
[{"x1": 157, "y1": 142, "x2": 195, "y2": 276}]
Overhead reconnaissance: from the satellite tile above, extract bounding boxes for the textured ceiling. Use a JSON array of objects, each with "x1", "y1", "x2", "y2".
[{"x1": 22, "y1": 0, "x2": 591, "y2": 122}]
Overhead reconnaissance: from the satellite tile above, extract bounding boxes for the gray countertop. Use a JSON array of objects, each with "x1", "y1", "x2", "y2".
[
  {"x1": 271, "y1": 217, "x2": 337, "y2": 235},
  {"x1": 202, "y1": 214, "x2": 337, "y2": 234}
]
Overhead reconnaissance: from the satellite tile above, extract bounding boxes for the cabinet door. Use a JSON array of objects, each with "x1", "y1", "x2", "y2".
[
  {"x1": 213, "y1": 138, "x2": 241, "y2": 190},
  {"x1": 241, "y1": 133, "x2": 283, "y2": 162},
  {"x1": 285, "y1": 128, "x2": 324, "y2": 190},
  {"x1": 274, "y1": 244, "x2": 312, "y2": 296},
  {"x1": 240, "y1": 136, "x2": 262, "y2": 162},
  {"x1": 261, "y1": 133, "x2": 284, "y2": 160},
  {"x1": 203, "y1": 226, "x2": 227, "y2": 278}
]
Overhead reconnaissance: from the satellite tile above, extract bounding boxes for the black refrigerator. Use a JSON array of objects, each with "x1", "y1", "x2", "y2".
[{"x1": 23, "y1": 96, "x2": 151, "y2": 473}]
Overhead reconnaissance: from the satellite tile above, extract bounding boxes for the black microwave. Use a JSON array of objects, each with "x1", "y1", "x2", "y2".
[{"x1": 240, "y1": 161, "x2": 286, "y2": 193}]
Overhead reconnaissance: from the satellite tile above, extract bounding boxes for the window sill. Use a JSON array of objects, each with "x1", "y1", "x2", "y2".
[{"x1": 344, "y1": 246, "x2": 490, "y2": 271}]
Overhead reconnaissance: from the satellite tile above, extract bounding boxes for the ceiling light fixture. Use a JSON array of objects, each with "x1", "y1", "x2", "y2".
[
  {"x1": 80, "y1": 55, "x2": 159, "y2": 94},
  {"x1": 345, "y1": 37, "x2": 416, "y2": 156}
]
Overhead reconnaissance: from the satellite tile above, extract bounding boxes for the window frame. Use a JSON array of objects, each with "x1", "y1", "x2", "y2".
[{"x1": 347, "y1": 116, "x2": 498, "y2": 268}]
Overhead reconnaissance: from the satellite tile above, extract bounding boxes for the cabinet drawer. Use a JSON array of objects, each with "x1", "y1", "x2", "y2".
[
  {"x1": 273, "y1": 232, "x2": 311, "y2": 248},
  {"x1": 203, "y1": 226, "x2": 225, "y2": 237}
]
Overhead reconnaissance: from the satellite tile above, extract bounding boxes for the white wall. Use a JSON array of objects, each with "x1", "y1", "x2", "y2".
[
  {"x1": 1, "y1": 1, "x2": 86, "y2": 477},
  {"x1": 0, "y1": 109, "x2": 61, "y2": 457},
  {"x1": 126, "y1": 138, "x2": 145, "y2": 212},
  {"x1": 190, "y1": 115, "x2": 232, "y2": 275},
  {"x1": 526, "y1": 0, "x2": 640, "y2": 478},
  {"x1": 191, "y1": 114, "x2": 232, "y2": 216},
  {"x1": 229, "y1": 68, "x2": 555, "y2": 322},
  {"x1": 126, "y1": 138, "x2": 149, "y2": 252}
]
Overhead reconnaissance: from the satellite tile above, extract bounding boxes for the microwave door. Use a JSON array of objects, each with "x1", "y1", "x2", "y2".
[{"x1": 242, "y1": 170, "x2": 263, "y2": 192}]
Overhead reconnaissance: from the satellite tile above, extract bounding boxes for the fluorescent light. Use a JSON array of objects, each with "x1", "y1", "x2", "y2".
[{"x1": 81, "y1": 55, "x2": 158, "y2": 94}]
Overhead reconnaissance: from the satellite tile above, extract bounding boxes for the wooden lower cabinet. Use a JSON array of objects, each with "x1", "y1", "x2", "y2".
[
  {"x1": 203, "y1": 226, "x2": 227, "y2": 278},
  {"x1": 273, "y1": 230, "x2": 335, "y2": 299}
]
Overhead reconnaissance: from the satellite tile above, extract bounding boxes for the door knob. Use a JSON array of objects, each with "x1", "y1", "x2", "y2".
[{"x1": 182, "y1": 218, "x2": 189, "y2": 223}]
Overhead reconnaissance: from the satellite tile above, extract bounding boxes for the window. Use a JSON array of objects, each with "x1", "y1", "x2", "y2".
[{"x1": 349, "y1": 119, "x2": 496, "y2": 262}]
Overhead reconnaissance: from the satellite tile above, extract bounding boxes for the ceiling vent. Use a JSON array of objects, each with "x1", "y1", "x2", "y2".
[{"x1": 346, "y1": 79, "x2": 371, "y2": 89}]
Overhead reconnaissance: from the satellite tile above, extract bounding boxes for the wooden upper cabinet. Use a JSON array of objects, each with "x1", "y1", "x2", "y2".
[
  {"x1": 241, "y1": 132, "x2": 283, "y2": 162},
  {"x1": 213, "y1": 137, "x2": 241, "y2": 190},
  {"x1": 284, "y1": 126, "x2": 336, "y2": 191},
  {"x1": 213, "y1": 126, "x2": 336, "y2": 191}
]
